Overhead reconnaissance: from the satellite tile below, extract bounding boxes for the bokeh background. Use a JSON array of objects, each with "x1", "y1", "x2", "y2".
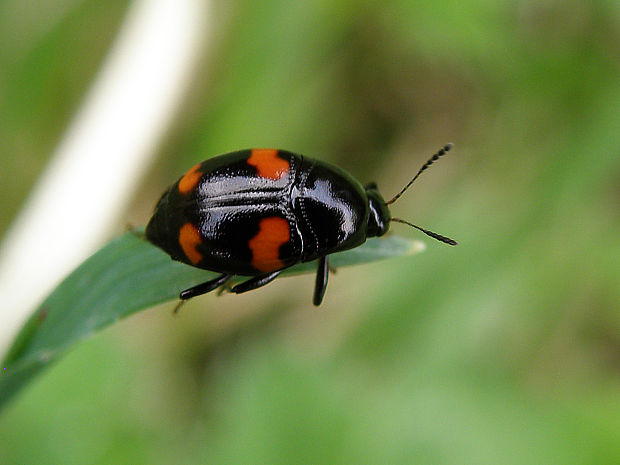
[{"x1": 1, "y1": 0, "x2": 619, "y2": 463}]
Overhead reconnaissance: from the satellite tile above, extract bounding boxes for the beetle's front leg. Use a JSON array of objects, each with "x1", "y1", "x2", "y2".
[{"x1": 180, "y1": 273, "x2": 233, "y2": 300}]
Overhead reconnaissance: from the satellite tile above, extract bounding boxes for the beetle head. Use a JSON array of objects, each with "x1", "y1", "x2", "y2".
[
  {"x1": 370, "y1": 143, "x2": 458, "y2": 246},
  {"x1": 365, "y1": 187, "x2": 391, "y2": 237}
]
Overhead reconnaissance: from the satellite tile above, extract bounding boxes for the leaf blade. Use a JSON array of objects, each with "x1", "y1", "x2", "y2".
[{"x1": 0, "y1": 231, "x2": 424, "y2": 411}]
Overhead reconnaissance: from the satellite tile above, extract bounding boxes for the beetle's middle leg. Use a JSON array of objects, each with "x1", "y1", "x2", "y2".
[{"x1": 231, "y1": 271, "x2": 281, "y2": 294}]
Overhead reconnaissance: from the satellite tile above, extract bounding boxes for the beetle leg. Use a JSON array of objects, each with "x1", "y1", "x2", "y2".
[
  {"x1": 179, "y1": 273, "x2": 233, "y2": 300},
  {"x1": 313, "y1": 256, "x2": 329, "y2": 306},
  {"x1": 231, "y1": 271, "x2": 281, "y2": 294},
  {"x1": 216, "y1": 276, "x2": 234, "y2": 296}
]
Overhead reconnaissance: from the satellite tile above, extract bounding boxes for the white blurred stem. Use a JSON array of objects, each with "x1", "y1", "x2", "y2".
[{"x1": 0, "y1": 0, "x2": 210, "y2": 356}]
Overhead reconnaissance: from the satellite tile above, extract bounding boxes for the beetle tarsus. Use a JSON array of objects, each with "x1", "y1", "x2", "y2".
[
  {"x1": 216, "y1": 277, "x2": 234, "y2": 296},
  {"x1": 172, "y1": 300, "x2": 186, "y2": 314}
]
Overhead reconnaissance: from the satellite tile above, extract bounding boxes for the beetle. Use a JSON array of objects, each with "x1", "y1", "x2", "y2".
[{"x1": 146, "y1": 145, "x2": 457, "y2": 307}]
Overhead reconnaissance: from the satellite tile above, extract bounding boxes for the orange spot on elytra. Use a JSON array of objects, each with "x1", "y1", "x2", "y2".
[
  {"x1": 178, "y1": 163, "x2": 202, "y2": 194},
  {"x1": 179, "y1": 223, "x2": 203, "y2": 265},
  {"x1": 247, "y1": 149, "x2": 289, "y2": 180},
  {"x1": 249, "y1": 217, "x2": 290, "y2": 272}
]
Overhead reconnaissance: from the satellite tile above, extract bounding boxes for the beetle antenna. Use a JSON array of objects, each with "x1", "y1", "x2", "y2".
[
  {"x1": 386, "y1": 143, "x2": 453, "y2": 205},
  {"x1": 391, "y1": 218, "x2": 458, "y2": 245}
]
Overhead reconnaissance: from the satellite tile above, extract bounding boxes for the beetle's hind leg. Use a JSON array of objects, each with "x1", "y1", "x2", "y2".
[
  {"x1": 180, "y1": 273, "x2": 233, "y2": 300},
  {"x1": 231, "y1": 271, "x2": 281, "y2": 294},
  {"x1": 313, "y1": 256, "x2": 329, "y2": 306}
]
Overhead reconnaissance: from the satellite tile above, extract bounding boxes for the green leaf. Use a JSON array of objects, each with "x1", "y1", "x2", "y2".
[{"x1": 0, "y1": 231, "x2": 424, "y2": 412}]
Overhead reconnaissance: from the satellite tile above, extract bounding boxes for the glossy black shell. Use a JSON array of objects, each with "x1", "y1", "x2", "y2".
[{"x1": 146, "y1": 149, "x2": 390, "y2": 276}]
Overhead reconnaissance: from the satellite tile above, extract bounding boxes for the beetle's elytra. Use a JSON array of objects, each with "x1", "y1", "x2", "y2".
[{"x1": 146, "y1": 146, "x2": 456, "y2": 306}]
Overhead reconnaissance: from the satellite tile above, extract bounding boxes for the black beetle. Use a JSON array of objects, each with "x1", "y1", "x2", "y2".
[{"x1": 146, "y1": 145, "x2": 456, "y2": 306}]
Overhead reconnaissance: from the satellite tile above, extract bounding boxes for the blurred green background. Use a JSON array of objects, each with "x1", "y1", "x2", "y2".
[{"x1": 1, "y1": 0, "x2": 619, "y2": 463}]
